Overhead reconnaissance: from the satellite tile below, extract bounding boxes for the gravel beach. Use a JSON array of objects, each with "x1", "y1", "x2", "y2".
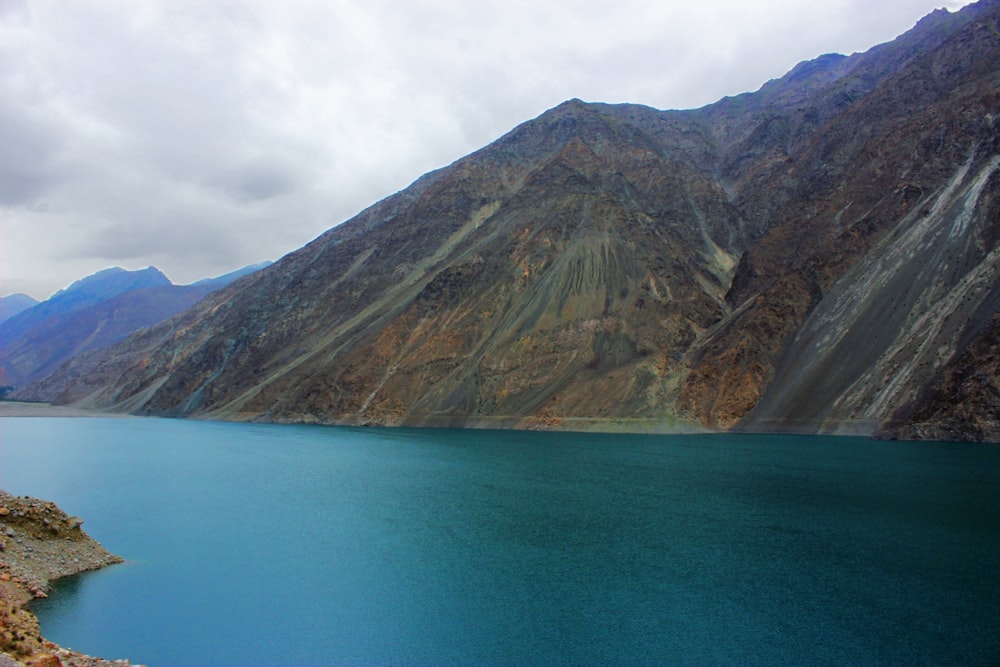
[
  {"x1": 0, "y1": 490, "x2": 140, "y2": 667},
  {"x1": 0, "y1": 403, "x2": 127, "y2": 419}
]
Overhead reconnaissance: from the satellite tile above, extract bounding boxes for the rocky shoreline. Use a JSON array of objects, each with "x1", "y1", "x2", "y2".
[{"x1": 0, "y1": 490, "x2": 139, "y2": 667}]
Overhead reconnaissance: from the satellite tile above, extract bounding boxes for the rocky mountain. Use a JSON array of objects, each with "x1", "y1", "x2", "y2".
[
  {"x1": 17, "y1": 0, "x2": 1000, "y2": 441},
  {"x1": 0, "y1": 294, "x2": 38, "y2": 325},
  {"x1": 0, "y1": 264, "x2": 268, "y2": 387},
  {"x1": 0, "y1": 267, "x2": 172, "y2": 350}
]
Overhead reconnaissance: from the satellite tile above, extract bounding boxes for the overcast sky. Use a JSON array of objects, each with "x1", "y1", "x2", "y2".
[{"x1": 1, "y1": 0, "x2": 974, "y2": 300}]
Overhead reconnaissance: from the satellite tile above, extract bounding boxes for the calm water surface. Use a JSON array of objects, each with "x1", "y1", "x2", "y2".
[{"x1": 1, "y1": 417, "x2": 998, "y2": 665}]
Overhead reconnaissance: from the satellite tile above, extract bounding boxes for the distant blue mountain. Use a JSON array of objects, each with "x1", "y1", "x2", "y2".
[
  {"x1": 0, "y1": 267, "x2": 172, "y2": 348},
  {"x1": 0, "y1": 263, "x2": 269, "y2": 387},
  {"x1": 51, "y1": 265, "x2": 172, "y2": 302},
  {"x1": 0, "y1": 293, "x2": 39, "y2": 324},
  {"x1": 190, "y1": 261, "x2": 273, "y2": 289}
]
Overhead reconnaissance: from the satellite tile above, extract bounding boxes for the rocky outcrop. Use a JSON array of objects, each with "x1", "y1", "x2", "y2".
[
  {"x1": 0, "y1": 491, "x2": 133, "y2": 667},
  {"x1": 16, "y1": 0, "x2": 1000, "y2": 441}
]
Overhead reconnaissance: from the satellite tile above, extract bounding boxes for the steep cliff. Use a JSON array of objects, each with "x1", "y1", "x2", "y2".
[{"x1": 17, "y1": 0, "x2": 1000, "y2": 440}]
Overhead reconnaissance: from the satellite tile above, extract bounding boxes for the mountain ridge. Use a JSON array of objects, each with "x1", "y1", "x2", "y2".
[
  {"x1": 16, "y1": 0, "x2": 1000, "y2": 441},
  {"x1": 0, "y1": 263, "x2": 270, "y2": 387}
]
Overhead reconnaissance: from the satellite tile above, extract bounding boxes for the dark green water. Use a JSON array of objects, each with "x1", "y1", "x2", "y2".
[{"x1": 1, "y1": 417, "x2": 998, "y2": 666}]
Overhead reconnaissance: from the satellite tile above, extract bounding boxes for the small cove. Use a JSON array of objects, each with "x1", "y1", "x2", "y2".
[{"x1": 2, "y1": 417, "x2": 999, "y2": 665}]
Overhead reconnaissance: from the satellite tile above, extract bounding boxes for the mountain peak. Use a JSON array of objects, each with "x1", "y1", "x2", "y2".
[
  {"x1": 0, "y1": 263, "x2": 263, "y2": 388},
  {"x1": 0, "y1": 265, "x2": 174, "y2": 354},
  {"x1": 54, "y1": 266, "x2": 171, "y2": 298},
  {"x1": 0, "y1": 293, "x2": 39, "y2": 325},
  {"x1": 15, "y1": 0, "x2": 1000, "y2": 441}
]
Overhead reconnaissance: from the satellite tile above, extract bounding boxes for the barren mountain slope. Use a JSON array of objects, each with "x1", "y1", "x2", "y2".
[{"x1": 18, "y1": 0, "x2": 1000, "y2": 439}]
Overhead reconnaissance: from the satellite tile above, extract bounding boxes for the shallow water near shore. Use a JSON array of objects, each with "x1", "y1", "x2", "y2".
[{"x1": 2, "y1": 417, "x2": 999, "y2": 665}]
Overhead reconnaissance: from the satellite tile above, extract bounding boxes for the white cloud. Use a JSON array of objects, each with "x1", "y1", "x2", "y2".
[{"x1": 0, "y1": 0, "x2": 975, "y2": 299}]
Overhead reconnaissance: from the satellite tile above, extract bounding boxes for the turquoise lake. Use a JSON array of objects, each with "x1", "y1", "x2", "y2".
[{"x1": 1, "y1": 417, "x2": 998, "y2": 665}]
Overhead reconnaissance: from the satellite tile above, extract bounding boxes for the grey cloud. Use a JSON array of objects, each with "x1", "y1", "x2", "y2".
[
  {"x1": 62, "y1": 204, "x2": 261, "y2": 288},
  {"x1": 0, "y1": 0, "x2": 29, "y2": 22},
  {"x1": 210, "y1": 160, "x2": 300, "y2": 203},
  {"x1": 0, "y1": 155, "x2": 58, "y2": 207},
  {"x1": 77, "y1": 218, "x2": 238, "y2": 264},
  {"x1": 0, "y1": 0, "x2": 976, "y2": 299},
  {"x1": 0, "y1": 74, "x2": 68, "y2": 206}
]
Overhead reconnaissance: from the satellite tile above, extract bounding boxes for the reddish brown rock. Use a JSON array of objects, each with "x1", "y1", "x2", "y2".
[{"x1": 23, "y1": 653, "x2": 60, "y2": 667}]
